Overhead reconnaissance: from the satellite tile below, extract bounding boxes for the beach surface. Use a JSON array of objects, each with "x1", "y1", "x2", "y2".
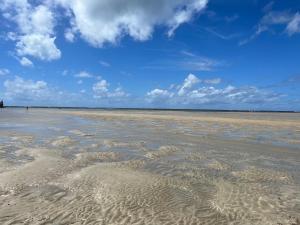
[{"x1": 0, "y1": 108, "x2": 299, "y2": 225}]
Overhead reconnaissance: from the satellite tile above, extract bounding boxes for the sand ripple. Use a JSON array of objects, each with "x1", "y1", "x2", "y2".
[
  {"x1": 211, "y1": 180, "x2": 299, "y2": 225},
  {"x1": 51, "y1": 136, "x2": 75, "y2": 147},
  {"x1": 208, "y1": 160, "x2": 231, "y2": 171},
  {"x1": 0, "y1": 148, "x2": 71, "y2": 194},
  {"x1": 56, "y1": 163, "x2": 227, "y2": 225},
  {"x1": 145, "y1": 145, "x2": 179, "y2": 159},
  {"x1": 103, "y1": 139, "x2": 146, "y2": 149},
  {"x1": 0, "y1": 109, "x2": 299, "y2": 225},
  {"x1": 232, "y1": 167, "x2": 294, "y2": 184}
]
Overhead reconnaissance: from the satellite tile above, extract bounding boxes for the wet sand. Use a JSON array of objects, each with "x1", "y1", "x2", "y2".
[{"x1": 0, "y1": 108, "x2": 299, "y2": 225}]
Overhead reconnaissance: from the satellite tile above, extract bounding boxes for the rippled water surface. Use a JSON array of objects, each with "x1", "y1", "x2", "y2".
[{"x1": 0, "y1": 108, "x2": 299, "y2": 225}]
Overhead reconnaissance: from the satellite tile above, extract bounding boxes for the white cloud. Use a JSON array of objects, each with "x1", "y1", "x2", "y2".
[
  {"x1": 4, "y1": 76, "x2": 50, "y2": 102},
  {"x1": 93, "y1": 79, "x2": 109, "y2": 98},
  {"x1": 0, "y1": 1, "x2": 61, "y2": 61},
  {"x1": 204, "y1": 27, "x2": 241, "y2": 40},
  {"x1": 3, "y1": 75, "x2": 89, "y2": 106},
  {"x1": 56, "y1": 0, "x2": 208, "y2": 47},
  {"x1": 182, "y1": 56, "x2": 221, "y2": 71},
  {"x1": 77, "y1": 80, "x2": 83, "y2": 84},
  {"x1": 286, "y1": 13, "x2": 300, "y2": 35},
  {"x1": 1, "y1": 0, "x2": 208, "y2": 60},
  {"x1": 145, "y1": 50, "x2": 223, "y2": 71},
  {"x1": 74, "y1": 71, "x2": 93, "y2": 78},
  {"x1": 0, "y1": 68, "x2": 10, "y2": 76},
  {"x1": 178, "y1": 73, "x2": 200, "y2": 96},
  {"x1": 16, "y1": 34, "x2": 61, "y2": 61},
  {"x1": 108, "y1": 87, "x2": 129, "y2": 98},
  {"x1": 178, "y1": 50, "x2": 223, "y2": 71},
  {"x1": 240, "y1": 10, "x2": 300, "y2": 45},
  {"x1": 64, "y1": 28, "x2": 75, "y2": 42},
  {"x1": 204, "y1": 78, "x2": 221, "y2": 84},
  {"x1": 181, "y1": 50, "x2": 196, "y2": 57},
  {"x1": 259, "y1": 11, "x2": 292, "y2": 30},
  {"x1": 255, "y1": 11, "x2": 296, "y2": 36},
  {"x1": 167, "y1": 0, "x2": 208, "y2": 37},
  {"x1": 19, "y1": 56, "x2": 33, "y2": 67},
  {"x1": 147, "y1": 74, "x2": 281, "y2": 106},
  {"x1": 99, "y1": 60, "x2": 111, "y2": 67},
  {"x1": 93, "y1": 79, "x2": 128, "y2": 99},
  {"x1": 147, "y1": 89, "x2": 174, "y2": 100}
]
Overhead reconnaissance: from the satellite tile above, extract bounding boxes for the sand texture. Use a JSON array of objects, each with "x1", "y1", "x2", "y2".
[{"x1": 0, "y1": 108, "x2": 299, "y2": 225}]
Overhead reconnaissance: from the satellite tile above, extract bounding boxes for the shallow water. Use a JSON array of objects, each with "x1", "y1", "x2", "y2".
[{"x1": 0, "y1": 108, "x2": 299, "y2": 225}]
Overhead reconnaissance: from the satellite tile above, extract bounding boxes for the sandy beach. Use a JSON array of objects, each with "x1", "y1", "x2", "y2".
[{"x1": 0, "y1": 108, "x2": 299, "y2": 225}]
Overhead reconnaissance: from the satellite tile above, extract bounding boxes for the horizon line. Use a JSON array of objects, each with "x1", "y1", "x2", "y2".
[{"x1": 3, "y1": 105, "x2": 298, "y2": 113}]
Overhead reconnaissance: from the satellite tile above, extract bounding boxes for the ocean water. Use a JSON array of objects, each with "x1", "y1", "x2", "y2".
[{"x1": 0, "y1": 108, "x2": 299, "y2": 225}]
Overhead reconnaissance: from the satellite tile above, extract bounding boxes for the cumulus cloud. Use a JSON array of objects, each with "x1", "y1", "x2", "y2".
[
  {"x1": 4, "y1": 76, "x2": 51, "y2": 102},
  {"x1": 0, "y1": 1, "x2": 61, "y2": 61},
  {"x1": 19, "y1": 57, "x2": 33, "y2": 67},
  {"x1": 178, "y1": 73, "x2": 200, "y2": 96},
  {"x1": 56, "y1": 0, "x2": 208, "y2": 47},
  {"x1": 93, "y1": 79, "x2": 109, "y2": 97},
  {"x1": 147, "y1": 74, "x2": 281, "y2": 106},
  {"x1": 93, "y1": 78, "x2": 128, "y2": 99},
  {"x1": 147, "y1": 89, "x2": 174, "y2": 103},
  {"x1": 1, "y1": 0, "x2": 208, "y2": 62},
  {"x1": 16, "y1": 34, "x2": 61, "y2": 61},
  {"x1": 3, "y1": 76, "x2": 90, "y2": 106},
  {"x1": 167, "y1": 0, "x2": 208, "y2": 37},
  {"x1": 64, "y1": 28, "x2": 75, "y2": 42},
  {"x1": 108, "y1": 87, "x2": 129, "y2": 98},
  {"x1": 183, "y1": 85, "x2": 280, "y2": 105}
]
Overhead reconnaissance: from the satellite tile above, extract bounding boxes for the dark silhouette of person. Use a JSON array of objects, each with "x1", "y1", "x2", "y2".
[{"x1": 0, "y1": 100, "x2": 3, "y2": 108}]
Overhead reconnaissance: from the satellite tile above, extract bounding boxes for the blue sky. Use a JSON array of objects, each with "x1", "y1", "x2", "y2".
[{"x1": 0, "y1": 0, "x2": 300, "y2": 110}]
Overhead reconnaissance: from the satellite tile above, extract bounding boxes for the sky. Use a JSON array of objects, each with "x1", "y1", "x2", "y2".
[{"x1": 0, "y1": 0, "x2": 300, "y2": 110}]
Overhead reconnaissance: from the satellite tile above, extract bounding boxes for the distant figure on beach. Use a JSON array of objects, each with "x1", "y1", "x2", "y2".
[
  {"x1": 0, "y1": 100, "x2": 4, "y2": 108},
  {"x1": 26, "y1": 106, "x2": 29, "y2": 110}
]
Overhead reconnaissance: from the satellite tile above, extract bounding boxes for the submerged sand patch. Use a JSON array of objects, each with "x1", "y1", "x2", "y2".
[
  {"x1": 232, "y1": 167, "x2": 294, "y2": 184},
  {"x1": 0, "y1": 109, "x2": 299, "y2": 225},
  {"x1": 51, "y1": 136, "x2": 75, "y2": 147},
  {"x1": 208, "y1": 160, "x2": 231, "y2": 171},
  {"x1": 0, "y1": 148, "x2": 221, "y2": 225},
  {"x1": 74, "y1": 151, "x2": 122, "y2": 166},
  {"x1": 102, "y1": 139, "x2": 146, "y2": 149},
  {"x1": 145, "y1": 145, "x2": 179, "y2": 159},
  {"x1": 69, "y1": 129, "x2": 94, "y2": 137},
  {"x1": 211, "y1": 180, "x2": 300, "y2": 225},
  {"x1": 0, "y1": 148, "x2": 71, "y2": 193}
]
